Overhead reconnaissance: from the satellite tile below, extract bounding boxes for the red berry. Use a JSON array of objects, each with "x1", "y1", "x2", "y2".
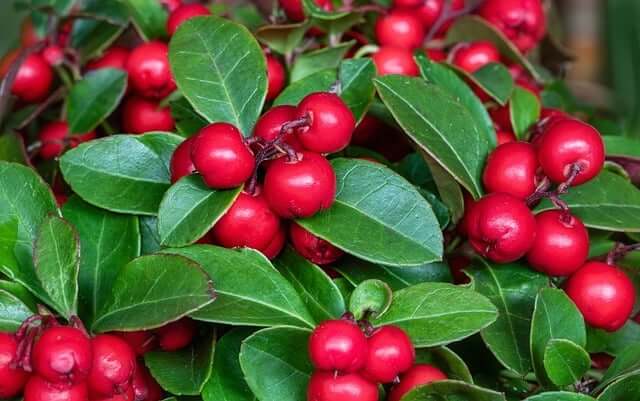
[
  {"x1": 565, "y1": 261, "x2": 635, "y2": 332},
  {"x1": 191, "y1": 122, "x2": 255, "y2": 189},
  {"x1": 114, "y1": 331, "x2": 156, "y2": 356},
  {"x1": 425, "y1": 48, "x2": 447, "y2": 62},
  {"x1": 32, "y1": 326, "x2": 92, "y2": 385},
  {"x1": 388, "y1": 364, "x2": 447, "y2": 401},
  {"x1": 24, "y1": 376, "x2": 88, "y2": 401},
  {"x1": 417, "y1": 0, "x2": 464, "y2": 34},
  {"x1": 266, "y1": 55, "x2": 286, "y2": 101},
  {"x1": 0, "y1": 49, "x2": 53, "y2": 103},
  {"x1": 451, "y1": 41, "x2": 501, "y2": 73},
  {"x1": 167, "y1": 4, "x2": 211, "y2": 36},
  {"x1": 307, "y1": 371, "x2": 378, "y2": 401},
  {"x1": 0, "y1": 332, "x2": 28, "y2": 398},
  {"x1": 591, "y1": 353, "x2": 614, "y2": 370},
  {"x1": 482, "y1": 141, "x2": 538, "y2": 199},
  {"x1": 362, "y1": 326, "x2": 415, "y2": 383},
  {"x1": 160, "y1": 0, "x2": 182, "y2": 12},
  {"x1": 86, "y1": 47, "x2": 130, "y2": 71},
  {"x1": 88, "y1": 334, "x2": 136, "y2": 397},
  {"x1": 496, "y1": 130, "x2": 516, "y2": 145},
  {"x1": 372, "y1": 47, "x2": 419, "y2": 76},
  {"x1": 308, "y1": 319, "x2": 368, "y2": 373},
  {"x1": 263, "y1": 151, "x2": 336, "y2": 219},
  {"x1": 279, "y1": 0, "x2": 331, "y2": 21},
  {"x1": 352, "y1": 115, "x2": 412, "y2": 162},
  {"x1": 296, "y1": 92, "x2": 355, "y2": 153},
  {"x1": 126, "y1": 41, "x2": 176, "y2": 99},
  {"x1": 170, "y1": 136, "x2": 197, "y2": 183},
  {"x1": 526, "y1": 211, "x2": 589, "y2": 276},
  {"x1": 375, "y1": 11, "x2": 425, "y2": 50},
  {"x1": 92, "y1": 385, "x2": 135, "y2": 401},
  {"x1": 466, "y1": 193, "x2": 537, "y2": 263},
  {"x1": 121, "y1": 96, "x2": 175, "y2": 134},
  {"x1": 262, "y1": 226, "x2": 286, "y2": 260},
  {"x1": 448, "y1": 255, "x2": 471, "y2": 284},
  {"x1": 290, "y1": 223, "x2": 343, "y2": 265},
  {"x1": 253, "y1": 105, "x2": 303, "y2": 150},
  {"x1": 393, "y1": 0, "x2": 423, "y2": 7},
  {"x1": 42, "y1": 45, "x2": 64, "y2": 66},
  {"x1": 155, "y1": 318, "x2": 196, "y2": 351},
  {"x1": 211, "y1": 190, "x2": 281, "y2": 256},
  {"x1": 132, "y1": 362, "x2": 163, "y2": 401},
  {"x1": 39, "y1": 121, "x2": 96, "y2": 159},
  {"x1": 536, "y1": 119, "x2": 604, "y2": 186},
  {"x1": 478, "y1": 0, "x2": 546, "y2": 53}
]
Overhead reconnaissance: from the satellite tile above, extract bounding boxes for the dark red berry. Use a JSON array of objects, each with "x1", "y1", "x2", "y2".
[
  {"x1": 496, "y1": 130, "x2": 516, "y2": 145},
  {"x1": 307, "y1": 371, "x2": 378, "y2": 401},
  {"x1": 114, "y1": 331, "x2": 156, "y2": 356},
  {"x1": 290, "y1": 223, "x2": 343, "y2": 265},
  {"x1": 253, "y1": 105, "x2": 303, "y2": 150},
  {"x1": 451, "y1": 41, "x2": 501, "y2": 73},
  {"x1": 24, "y1": 376, "x2": 88, "y2": 401},
  {"x1": 308, "y1": 319, "x2": 368, "y2": 373},
  {"x1": 362, "y1": 325, "x2": 415, "y2": 383},
  {"x1": 170, "y1": 136, "x2": 197, "y2": 183},
  {"x1": 167, "y1": 4, "x2": 211, "y2": 36},
  {"x1": 388, "y1": 364, "x2": 447, "y2": 401},
  {"x1": 0, "y1": 49, "x2": 53, "y2": 103},
  {"x1": 86, "y1": 47, "x2": 130, "y2": 71},
  {"x1": 155, "y1": 318, "x2": 196, "y2": 351},
  {"x1": 122, "y1": 96, "x2": 175, "y2": 134},
  {"x1": 372, "y1": 47, "x2": 419, "y2": 76},
  {"x1": 263, "y1": 151, "x2": 336, "y2": 219},
  {"x1": 482, "y1": 141, "x2": 538, "y2": 199},
  {"x1": 126, "y1": 41, "x2": 176, "y2": 99},
  {"x1": 279, "y1": 0, "x2": 331, "y2": 22},
  {"x1": 266, "y1": 55, "x2": 286, "y2": 101},
  {"x1": 375, "y1": 11, "x2": 425, "y2": 50},
  {"x1": 32, "y1": 326, "x2": 92, "y2": 385},
  {"x1": 0, "y1": 332, "x2": 28, "y2": 398},
  {"x1": 478, "y1": 0, "x2": 546, "y2": 53},
  {"x1": 88, "y1": 334, "x2": 136, "y2": 397},
  {"x1": 39, "y1": 121, "x2": 96, "y2": 159},
  {"x1": 191, "y1": 122, "x2": 255, "y2": 189},
  {"x1": 296, "y1": 92, "x2": 355, "y2": 153},
  {"x1": 132, "y1": 362, "x2": 163, "y2": 401}
]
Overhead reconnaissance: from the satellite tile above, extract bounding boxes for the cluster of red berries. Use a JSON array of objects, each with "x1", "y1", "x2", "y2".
[{"x1": 307, "y1": 318, "x2": 447, "y2": 401}]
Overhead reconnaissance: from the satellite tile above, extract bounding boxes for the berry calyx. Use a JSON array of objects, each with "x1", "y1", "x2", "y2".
[
  {"x1": 465, "y1": 192, "x2": 537, "y2": 263},
  {"x1": 482, "y1": 141, "x2": 539, "y2": 199},
  {"x1": 362, "y1": 325, "x2": 415, "y2": 383},
  {"x1": 253, "y1": 105, "x2": 303, "y2": 150},
  {"x1": 167, "y1": 4, "x2": 211, "y2": 36},
  {"x1": 24, "y1": 376, "x2": 88, "y2": 401},
  {"x1": 170, "y1": 136, "x2": 197, "y2": 183},
  {"x1": 372, "y1": 47, "x2": 419, "y2": 76},
  {"x1": 308, "y1": 319, "x2": 368, "y2": 373},
  {"x1": 154, "y1": 318, "x2": 196, "y2": 351},
  {"x1": 388, "y1": 364, "x2": 447, "y2": 401},
  {"x1": 478, "y1": 0, "x2": 546, "y2": 54},
  {"x1": 32, "y1": 326, "x2": 92, "y2": 385},
  {"x1": 0, "y1": 332, "x2": 28, "y2": 399},
  {"x1": 121, "y1": 96, "x2": 175, "y2": 134},
  {"x1": 266, "y1": 55, "x2": 286, "y2": 101},
  {"x1": 375, "y1": 11, "x2": 426, "y2": 50},
  {"x1": 86, "y1": 47, "x2": 130, "y2": 71},
  {"x1": 565, "y1": 261, "x2": 635, "y2": 332},
  {"x1": 307, "y1": 371, "x2": 378, "y2": 401},
  {"x1": 295, "y1": 92, "x2": 355, "y2": 153},
  {"x1": 263, "y1": 151, "x2": 336, "y2": 219},
  {"x1": 451, "y1": 41, "x2": 501, "y2": 73},
  {"x1": 126, "y1": 41, "x2": 176, "y2": 99},
  {"x1": 289, "y1": 223, "x2": 344, "y2": 265},
  {"x1": 1, "y1": 49, "x2": 53, "y2": 103},
  {"x1": 191, "y1": 122, "x2": 256, "y2": 189},
  {"x1": 526, "y1": 211, "x2": 589, "y2": 276},
  {"x1": 88, "y1": 334, "x2": 136, "y2": 397},
  {"x1": 39, "y1": 121, "x2": 96, "y2": 159}
]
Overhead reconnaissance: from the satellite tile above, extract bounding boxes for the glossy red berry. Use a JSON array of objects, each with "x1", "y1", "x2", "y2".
[
  {"x1": 121, "y1": 96, "x2": 174, "y2": 134},
  {"x1": 388, "y1": 364, "x2": 447, "y2": 401},
  {"x1": 307, "y1": 371, "x2": 378, "y2": 401},
  {"x1": 482, "y1": 142, "x2": 538, "y2": 199},
  {"x1": 478, "y1": 0, "x2": 546, "y2": 53},
  {"x1": 417, "y1": 0, "x2": 464, "y2": 34},
  {"x1": 88, "y1": 334, "x2": 136, "y2": 397},
  {"x1": 86, "y1": 47, "x2": 130, "y2": 71},
  {"x1": 296, "y1": 92, "x2": 355, "y2": 153},
  {"x1": 91, "y1": 385, "x2": 135, "y2": 401},
  {"x1": 536, "y1": 119, "x2": 605, "y2": 186},
  {"x1": 451, "y1": 41, "x2": 501, "y2": 73},
  {"x1": 266, "y1": 55, "x2": 286, "y2": 101},
  {"x1": 496, "y1": 130, "x2": 516, "y2": 146},
  {"x1": 39, "y1": 121, "x2": 96, "y2": 159},
  {"x1": 24, "y1": 376, "x2": 88, "y2": 401},
  {"x1": 32, "y1": 326, "x2": 92, "y2": 385},
  {"x1": 565, "y1": 261, "x2": 636, "y2": 332},
  {"x1": 0, "y1": 332, "x2": 28, "y2": 398},
  {"x1": 191, "y1": 122, "x2": 255, "y2": 189},
  {"x1": 155, "y1": 318, "x2": 196, "y2": 351},
  {"x1": 1, "y1": 49, "x2": 53, "y2": 103},
  {"x1": 526, "y1": 211, "x2": 588, "y2": 276},
  {"x1": 167, "y1": 4, "x2": 211, "y2": 36},
  {"x1": 362, "y1": 325, "x2": 415, "y2": 383},
  {"x1": 114, "y1": 331, "x2": 156, "y2": 356},
  {"x1": 126, "y1": 41, "x2": 176, "y2": 99},
  {"x1": 375, "y1": 11, "x2": 425, "y2": 50},
  {"x1": 279, "y1": 0, "x2": 331, "y2": 22},
  {"x1": 264, "y1": 151, "x2": 336, "y2": 219},
  {"x1": 290, "y1": 223, "x2": 343, "y2": 265},
  {"x1": 170, "y1": 136, "x2": 197, "y2": 183},
  {"x1": 262, "y1": 226, "x2": 286, "y2": 260},
  {"x1": 132, "y1": 362, "x2": 163, "y2": 401},
  {"x1": 42, "y1": 45, "x2": 64, "y2": 66},
  {"x1": 466, "y1": 193, "x2": 537, "y2": 263},
  {"x1": 253, "y1": 105, "x2": 303, "y2": 150},
  {"x1": 372, "y1": 47, "x2": 419, "y2": 76},
  {"x1": 309, "y1": 319, "x2": 368, "y2": 373},
  {"x1": 212, "y1": 190, "x2": 281, "y2": 254},
  {"x1": 425, "y1": 48, "x2": 447, "y2": 62}
]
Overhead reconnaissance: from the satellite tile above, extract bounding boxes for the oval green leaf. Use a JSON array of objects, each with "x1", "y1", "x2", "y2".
[
  {"x1": 339, "y1": 58, "x2": 376, "y2": 123},
  {"x1": 140, "y1": 216, "x2": 161, "y2": 255},
  {"x1": 0, "y1": 133, "x2": 29, "y2": 165},
  {"x1": 415, "y1": 347, "x2": 473, "y2": 383},
  {"x1": 400, "y1": 380, "x2": 506, "y2": 401},
  {"x1": 0, "y1": 288, "x2": 35, "y2": 332},
  {"x1": 274, "y1": 69, "x2": 337, "y2": 107},
  {"x1": 510, "y1": 86, "x2": 541, "y2": 139},
  {"x1": 464, "y1": 63, "x2": 515, "y2": 106},
  {"x1": 597, "y1": 343, "x2": 640, "y2": 391},
  {"x1": 349, "y1": 279, "x2": 392, "y2": 320},
  {"x1": 524, "y1": 393, "x2": 596, "y2": 401},
  {"x1": 170, "y1": 97, "x2": 208, "y2": 137},
  {"x1": 255, "y1": 22, "x2": 308, "y2": 55},
  {"x1": 604, "y1": 136, "x2": 640, "y2": 159},
  {"x1": 290, "y1": 41, "x2": 354, "y2": 82},
  {"x1": 71, "y1": 0, "x2": 129, "y2": 62},
  {"x1": 543, "y1": 339, "x2": 590, "y2": 386},
  {"x1": 122, "y1": 0, "x2": 168, "y2": 40},
  {"x1": 598, "y1": 373, "x2": 640, "y2": 401}
]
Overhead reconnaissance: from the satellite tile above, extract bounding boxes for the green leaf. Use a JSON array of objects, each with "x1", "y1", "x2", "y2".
[
  {"x1": 0, "y1": 281, "x2": 37, "y2": 311},
  {"x1": 465, "y1": 63, "x2": 515, "y2": 106},
  {"x1": 0, "y1": 288, "x2": 35, "y2": 332},
  {"x1": 510, "y1": 86, "x2": 541, "y2": 139},
  {"x1": 421, "y1": 152, "x2": 465, "y2": 223},
  {"x1": 71, "y1": 0, "x2": 129, "y2": 62},
  {"x1": 67, "y1": 69, "x2": 127, "y2": 134},
  {"x1": 597, "y1": 343, "x2": 640, "y2": 391},
  {"x1": 92, "y1": 254, "x2": 215, "y2": 332},
  {"x1": 290, "y1": 41, "x2": 354, "y2": 82},
  {"x1": 140, "y1": 216, "x2": 161, "y2": 255},
  {"x1": 60, "y1": 133, "x2": 182, "y2": 215},
  {"x1": 374, "y1": 75, "x2": 488, "y2": 199},
  {"x1": 524, "y1": 393, "x2": 596, "y2": 401},
  {"x1": 157, "y1": 176, "x2": 241, "y2": 247},
  {"x1": 122, "y1": 0, "x2": 168, "y2": 40},
  {"x1": 604, "y1": 136, "x2": 640, "y2": 159},
  {"x1": 163, "y1": 245, "x2": 315, "y2": 328},
  {"x1": 469, "y1": 260, "x2": 549, "y2": 375},
  {"x1": 349, "y1": 279, "x2": 392, "y2": 320},
  {"x1": 530, "y1": 288, "x2": 586, "y2": 387},
  {"x1": 543, "y1": 339, "x2": 590, "y2": 386},
  {"x1": 273, "y1": 246, "x2": 346, "y2": 323},
  {"x1": 339, "y1": 58, "x2": 376, "y2": 123},
  {"x1": 598, "y1": 373, "x2": 640, "y2": 401},
  {"x1": 415, "y1": 347, "x2": 473, "y2": 383},
  {"x1": 146, "y1": 330, "x2": 215, "y2": 395},
  {"x1": 417, "y1": 53, "x2": 496, "y2": 148},
  {"x1": 33, "y1": 215, "x2": 80, "y2": 319},
  {"x1": 274, "y1": 69, "x2": 337, "y2": 107},
  {"x1": 400, "y1": 380, "x2": 506, "y2": 401},
  {"x1": 373, "y1": 282, "x2": 497, "y2": 347},
  {"x1": 169, "y1": 16, "x2": 267, "y2": 136},
  {"x1": 587, "y1": 321, "x2": 640, "y2": 357},
  {"x1": 535, "y1": 171, "x2": 640, "y2": 232},
  {"x1": 240, "y1": 326, "x2": 312, "y2": 401},
  {"x1": 255, "y1": 22, "x2": 308, "y2": 55},
  {"x1": 171, "y1": 97, "x2": 208, "y2": 137},
  {"x1": 62, "y1": 196, "x2": 140, "y2": 325},
  {"x1": 312, "y1": 13, "x2": 364, "y2": 36},
  {"x1": 418, "y1": 188, "x2": 451, "y2": 229},
  {"x1": 0, "y1": 133, "x2": 29, "y2": 165},
  {"x1": 202, "y1": 328, "x2": 256, "y2": 401}
]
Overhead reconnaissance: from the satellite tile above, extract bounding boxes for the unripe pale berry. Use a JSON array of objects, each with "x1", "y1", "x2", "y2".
[
  {"x1": 166, "y1": 4, "x2": 211, "y2": 36},
  {"x1": 307, "y1": 371, "x2": 378, "y2": 401},
  {"x1": 388, "y1": 364, "x2": 447, "y2": 401},
  {"x1": 0, "y1": 332, "x2": 28, "y2": 399},
  {"x1": 88, "y1": 334, "x2": 136, "y2": 397},
  {"x1": 375, "y1": 11, "x2": 426, "y2": 50},
  {"x1": 482, "y1": 141, "x2": 538, "y2": 199},
  {"x1": 478, "y1": 0, "x2": 546, "y2": 53},
  {"x1": 121, "y1": 96, "x2": 175, "y2": 134},
  {"x1": 308, "y1": 319, "x2": 368, "y2": 373},
  {"x1": 296, "y1": 92, "x2": 355, "y2": 153},
  {"x1": 32, "y1": 326, "x2": 92, "y2": 385},
  {"x1": 126, "y1": 41, "x2": 176, "y2": 99},
  {"x1": 362, "y1": 325, "x2": 415, "y2": 383},
  {"x1": 290, "y1": 223, "x2": 343, "y2": 265},
  {"x1": 170, "y1": 136, "x2": 197, "y2": 183}
]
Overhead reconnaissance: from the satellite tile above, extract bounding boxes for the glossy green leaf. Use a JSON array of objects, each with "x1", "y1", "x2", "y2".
[
  {"x1": 373, "y1": 282, "x2": 497, "y2": 347},
  {"x1": 92, "y1": 254, "x2": 215, "y2": 332},
  {"x1": 122, "y1": 0, "x2": 167, "y2": 40},
  {"x1": 469, "y1": 260, "x2": 549, "y2": 375},
  {"x1": 302, "y1": 0, "x2": 349, "y2": 19},
  {"x1": 598, "y1": 373, "x2": 640, "y2": 401},
  {"x1": 400, "y1": 380, "x2": 506, "y2": 401},
  {"x1": 62, "y1": 196, "x2": 140, "y2": 325},
  {"x1": 0, "y1": 133, "x2": 28, "y2": 165},
  {"x1": 0, "y1": 281, "x2": 37, "y2": 311},
  {"x1": 604, "y1": 136, "x2": 640, "y2": 159},
  {"x1": 0, "y1": 288, "x2": 35, "y2": 332},
  {"x1": 290, "y1": 41, "x2": 354, "y2": 82},
  {"x1": 349, "y1": 279, "x2": 392, "y2": 320},
  {"x1": 71, "y1": 0, "x2": 129, "y2": 62},
  {"x1": 273, "y1": 246, "x2": 346, "y2": 323},
  {"x1": 169, "y1": 16, "x2": 267, "y2": 136},
  {"x1": 297, "y1": 158, "x2": 443, "y2": 267},
  {"x1": 597, "y1": 343, "x2": 640, "y2": 391},
  {"x1": 587, "y1": 321, "x2": 640, "y2": 357},
  {"x1": 415, "y1": 347, "x2": 473, "y2": 383},
  {"x1": 158, "y1": 176, "x2": 241, "y2": 247},
  {"x1": 171, "y1": 97, "x2": 208, "y2": 137},
  {"x1": 543, "y1": 339, "x2": 590, "y2": 386},
  {"x1": 139, "y1": 216, "x2": 161, "y2": 255},
  {"x1": 255, "y1": 22, "x2": 308, "y2": 55},
  {"x1": 466, "y1": 63, "x2": 515, "y2": 106},
  {"x1": 524, "y1": 393, "x2": 595, "y2": 401},
  {"x1": 60, "y1": 133, "x2": 182, "y2": 215},
  {"x1": 375, "y1": 75, "x2": 488, "y2": 199},
  {"x1": 339, "y1": 58, "x2": 376, "y2": 123},
  {"x1": 274, "y1": 69, "x2": 337, "y2": 107},
  {"x1": 510, "y1": 86, "x2": 541, "y2": 139},
  {"x1": 421, "y1": 152, "x2": 465, "y2": 223},
  {"x1": 163, "y1": 245, "x2": 315, "y2": 328},
  {"x1": 240, "y1": 326, "x2": 312, "y2": 401},
  {"x1": 417, "y1": 187, "x2": 451, "y2": 229},
  {"x1": 312, "y1": 13, "x2": 364, "y2": 36}
]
